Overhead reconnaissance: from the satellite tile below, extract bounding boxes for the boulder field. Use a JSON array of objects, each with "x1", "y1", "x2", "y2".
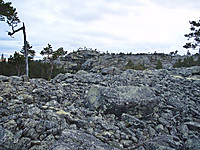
[{"x1": 0, "y1": 66, "x2": 200, "y2": 150}]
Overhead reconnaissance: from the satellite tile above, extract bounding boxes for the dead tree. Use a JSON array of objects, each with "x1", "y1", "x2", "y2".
[{"x1": 8, "y1": 22, "x2": 29, "y2": 78}]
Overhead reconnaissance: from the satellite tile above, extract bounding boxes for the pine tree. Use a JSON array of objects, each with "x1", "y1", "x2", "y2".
[
  {"x1": 13, "y1": 51, "x2": 25, "y2": 76},
  {"x1": 183, "y1": 18, "x2": 200, "y2": 54},
  {"x1": 21, "y1": 41, "x2": 35, "y2": 60},
  {"x1": 40, "y1": 44, "x2": 67, "y2": 80},
  {"x1": 0, "y1": 0, "x2": 20, "y2": 27},
  {"x1": 174, "y1": 59, "x2": 182, "y2": 68},
  {"x1": 40, "y1": 43, "x2": 53, "y2": 59}
]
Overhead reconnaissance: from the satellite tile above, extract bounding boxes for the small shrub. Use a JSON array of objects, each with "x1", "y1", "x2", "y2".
[{"x1": 156, "y1": 60, "x2": 163, "y2": 69}]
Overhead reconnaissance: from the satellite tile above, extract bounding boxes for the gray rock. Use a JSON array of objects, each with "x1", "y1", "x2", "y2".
[
  {"x1": 17, "y1": 93, "x2": 34, "y2": 104},
  {"x1": 35, "y1": 121, "x2": 46, "y2": 134},
  {"x1": 22, "y1": 75, "x2": 29, "y2": 82},
  {"x1": 155, "y1": 124, "x2": 164, "y2": 133},
  {"x1": 81, "y1": 58, "x2": 94, "y2": 70},
  {"x1": 0, "y1": 66, "x2": 200, "y2": 150},
  {"x1": 177, "y1": 124, "x2": 189, "y2": 139},
  {"x1": 28, "y1": 106, "x2": 41, "y2": 116},
  {"x1": 121, "y1": 113, "x2": 145, "y2": 128},
  {"x1": 184, "y1": 122, "x2": 200, "y2": 131},
  {"x1": 185, "y1": 136, "x2": 200, "y2": 150},
  {"x1": 148, "y1": 126, "x2": 156, "y2": 137},
  {"x1": 76, "y1": 72, "x2": 104, "y2": 84},
  {"x1": 18, "y1": 137, "x2": 32, "y2": 149},
  {"x1": 9, "y1": 76, "x2": 23, "y2": 84},
  {"x1": 0, "y1": 126, "x2": 15, "y2": 149},
  {"x1": 145, "y1": 142, "x2": 176, "y2": 150},
  {"x1": 48, "y1": 129, "x2": 119, "y2": 150},
  {"x1": 0, "y1": 75, "x2": 9, "y2": 82},
  {"x1": 3, "y1": 120, "x2": 17, "y2": 133},
  {"x1": 145, "y1": 135, "x2": 183, "y2": 150},
  {"x1": 120, "y1": 139, "x2": 133, "y2": 148},
  {"x1": 101, "y1": 67, "x2": 121, "y2": 75},
  {"x1": 85, "y1": 85, "x2": 158, "y2": 117},
  {"x1": 76, "y1": 70, "x2": 88, "y2": 75},
  {"x1": 23, "y1": 127, "x2": 39, "y2": 140}
]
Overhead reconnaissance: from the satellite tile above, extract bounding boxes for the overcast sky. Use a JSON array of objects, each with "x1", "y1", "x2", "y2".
[{"x1": 0, "y1": 0, "x2": 200, "y2": 59}]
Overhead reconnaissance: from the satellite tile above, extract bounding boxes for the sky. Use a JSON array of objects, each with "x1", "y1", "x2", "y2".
[{"x1": 0, "y1": 0, "x2": 200, "y2": 59}]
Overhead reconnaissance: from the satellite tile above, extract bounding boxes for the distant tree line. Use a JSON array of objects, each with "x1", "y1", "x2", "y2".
[
  {"x1": 125, "y1": 59, "x2": 146, "y2": 70},
  {"x1": 0, "y1": 56, "x2": 66, "y2": 80},
  {"x1": 174, "y1": 55, "x2": 200, "y2": 68},
  {"x1": 0, "y1": 43, "x2": 67, "y2": 80}
]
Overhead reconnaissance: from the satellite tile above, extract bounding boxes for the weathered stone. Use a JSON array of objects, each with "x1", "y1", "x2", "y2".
[
  {"x1": 14, "y1": 130, "x2": 23, "y2": 142},
  {"x1": 155, "y1": 124, "x2": 164, "y2": 133},
  {"x1": 23, "y1": 127, "x2": 39, "y2": 140},
  {"x1": 0, "y1": 75, "x2": 9, "y2": 82},
  {"x1": 120, "y1": 139, "x2": 133, "y2": 148},
  {"x1": 9, "y1": 76, "x2": 23, "y2": 84},
  {"x1": 145, "y1": 142, "x2": 176, "y2": 150},
  {"x1": 152, "y1": 135, "x2": 182, "y2": 149},
  {"x1": 48, "y1": 129, "x2": 119, "y2": 150},
  {"x1": 184, "y1": 122, "x2": 200, "y2": 131},
  {"x1": 3, "y1": 120, "x2": 17, "y2": 133},
  {"x1": 32, "y1": 87, "x2": 44, "y2": 94},
  {"x1": 121, "y1": 113, "x2": 145, "y2": 128},
  {"x1": 0, "y1": 66, "x2": 200, "y2": 150},
  {"x1": 19, "y1": 137, "x2": 32, "y2": 149},
  {"x1": 28, "y1": 106, "x2": 41, "y2": 116},
  {"x1": 148, "y1": 126, "x2": 156, "y2": 137},
  {"x1": 101, "y1": 66, "x2": 121, "y2": 75},
  {"x1": 35, "y1": 121, "x2": 46, "y2": 134},
  {"x1": 22, "y1": 75, "x2": 29, "y2": 82},
  {"x1": 0, "y1": 126, "x2": 15, "y2": 149},
  {"x1": 85, "y1": 85, "x2": 158, "y2": 117},
  {"x1": 76, "y1": 70, "x2": 88, "y2": 75},
  {"x1": 22, "y1": 118, "x2": 38, "y2": 128},
  {"x1": 185, "y1": 136, "x2": 200, "y2": 150},
  {"x1": 18, "y1": 93, "x2": 34, "y2": 104},
  {"x1": 3, "y1": 87, "x2": 12, "y2": 96}
]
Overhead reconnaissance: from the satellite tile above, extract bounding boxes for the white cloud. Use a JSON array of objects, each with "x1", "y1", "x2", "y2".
[{"x1": 0, "y1": 0, "x2": 200, "y2": 57}]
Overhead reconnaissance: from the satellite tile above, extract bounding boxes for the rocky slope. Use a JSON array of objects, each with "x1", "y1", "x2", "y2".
[
  {"x1": 56, "y1": 49, "x2": 199, "y2": 72},
  {"x1": 0, "y1": 66, "x2": 200, "y2": 150}
]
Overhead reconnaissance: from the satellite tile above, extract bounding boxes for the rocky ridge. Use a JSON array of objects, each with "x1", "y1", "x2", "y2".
[
  {"x1": 56, "y1": 49, "x2": 199, "y2": 72},
  {"x1": 0, "y1": 66, "x2": 200, "y2": 150}
]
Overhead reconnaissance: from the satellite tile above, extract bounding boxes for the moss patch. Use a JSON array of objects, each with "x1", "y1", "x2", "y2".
[{"x1": 56, "y1": 110, "x2": 70, "y2": 116}]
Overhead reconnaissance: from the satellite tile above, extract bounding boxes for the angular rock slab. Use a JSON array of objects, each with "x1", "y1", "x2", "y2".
[
  {"x1": 121, "y1": 113, "x2": 146, "y2": 128},
  {"x1": 0, "y1": 126, "x2": 15, "y2": 149},
  {"x1": 84, "y1": 85, "x2": 158, "y2": 117},
  {"x1": 48, "y1": 129, "x2": 118, "y2": 150},
  {"x1": 145, "y1": 135, "x2": 183, "y2": 150}
]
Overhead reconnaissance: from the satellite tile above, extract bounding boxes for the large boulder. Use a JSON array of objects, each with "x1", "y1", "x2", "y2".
[
  {"x1": 84, "y1": 85, "x2": 158, "y2": 117},
  {"x1": 81, "y1": 58, "x2": 94, "y2": 70},
  {"x1": 0, "y1": 75, "x2": 9, "y2": 82},
  {"x1": 101, "y1": 67, "x2": 121, "y2": 75}
]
